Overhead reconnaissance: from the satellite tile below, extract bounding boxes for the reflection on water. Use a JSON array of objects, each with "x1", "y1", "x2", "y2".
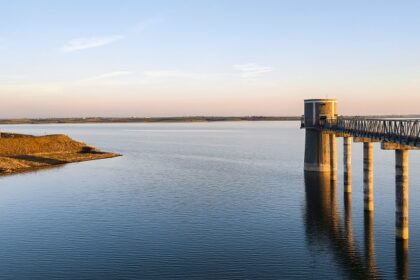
[
  {"x1": 364, "y1": 210, "x2": 377, "y2": 277},
  {"x1": 0, "y1": 123, "x2": 417, "y2": 279},
  {"x1": 304, "y1": 172, "x2": 384, "y2": 279}
]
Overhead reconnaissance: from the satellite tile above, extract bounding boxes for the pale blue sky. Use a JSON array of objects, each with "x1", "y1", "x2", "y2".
[{"x1": 1, "y1": 0, "x2": 419, "y2": 117}]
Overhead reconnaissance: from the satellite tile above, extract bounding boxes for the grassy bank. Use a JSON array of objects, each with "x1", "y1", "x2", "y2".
[{"x1": 0, "y1": 133, "x2": 120, "y2": 175}]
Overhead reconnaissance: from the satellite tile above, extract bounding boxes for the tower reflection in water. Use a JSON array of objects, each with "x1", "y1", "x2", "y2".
[{"x1": 304, "y1": 172, "x2": 409, "y2": 280}]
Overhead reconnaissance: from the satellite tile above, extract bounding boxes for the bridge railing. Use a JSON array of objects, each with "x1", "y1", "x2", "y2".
[{"x1": 320, "y1": 117, "x2": 420, "y2": 147}]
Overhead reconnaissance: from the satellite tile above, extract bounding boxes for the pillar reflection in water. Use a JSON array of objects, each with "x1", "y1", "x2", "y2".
[
  {"x1": 344, "y1": 192, "x2": 353, "y2": 245},
  {"x1": 364, "y1": 211, "x2": 377, "y2": 275},
  {"x1": 304, "y1": 172, "x2": 380, "y2": 279},
  {"x1": 396, "y1": 240, "x2": 409, "y2": 280}
]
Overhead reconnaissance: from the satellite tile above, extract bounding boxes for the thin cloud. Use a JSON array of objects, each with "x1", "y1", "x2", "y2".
[
  {"x1": 60, "y1": 17, "x2": 163, "y2": 53},
  {"x1": 127, "y1": 17, "x2": 165, "y2": 33},
  {"x1": 143, "y1": 70, "x2": 204, "y2": 80},
  {"x1": 141, "y1": 70, "x2": 229, "y2": 83},
  {"x1": 60, "y1": 35, "x2": 124, "y2": 52},
  {"x1": 234, "y1": 64, "x2": 273, "y2": 78},
  {"x1": 0, "y1": 37, "x2": 7, "y2": 49},
  {"x1": 80, "y1": 71, "x2": 133, "y2": 82},
  {"x1": 0, "y1": 74, "x2": 23, "y2": 80}
]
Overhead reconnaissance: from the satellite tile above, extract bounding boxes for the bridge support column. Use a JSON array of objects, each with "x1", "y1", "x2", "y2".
[
  {"x1": 344, "y1": 137, "x2": 352, "y2": 192},
  {"x1": 330, "y1": 134, "x2": 338, "y2": 181},
  {"x1": 396, "y1": 149, "x2": 409, "y2": 240},
  {"x1": 382, "y1": 142, "x2": 415, "y2": 240},
  {"x1": 363, "y1": 142, "x2": 374, "y2": 211}
]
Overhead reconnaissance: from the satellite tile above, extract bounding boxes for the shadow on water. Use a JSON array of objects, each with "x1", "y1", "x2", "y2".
[{"x1": 304, "y1": 172, "x2": 385, "y2": 280}]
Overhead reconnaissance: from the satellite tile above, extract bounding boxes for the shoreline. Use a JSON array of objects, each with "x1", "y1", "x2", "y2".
[{"x1": 0, "y1": 153, "x2": 121, "y2": 177}]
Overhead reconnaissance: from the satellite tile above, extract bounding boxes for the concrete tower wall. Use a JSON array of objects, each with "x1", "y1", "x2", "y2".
[{"x1": 304, "y1": 99, "x2": 337, "y2": 172}]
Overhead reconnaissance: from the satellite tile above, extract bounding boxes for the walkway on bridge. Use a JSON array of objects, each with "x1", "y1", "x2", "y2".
[{"x1": 320, "y1": 117, "x2": 420, "y2": 148}]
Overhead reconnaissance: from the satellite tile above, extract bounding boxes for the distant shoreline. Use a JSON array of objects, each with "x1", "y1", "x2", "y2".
[
  {"x1": 0, "y1": 116, "x2": 300, "y2": 124},
  {"x1": 0, "y1": 115, "x2": 418, "y2": 125}
]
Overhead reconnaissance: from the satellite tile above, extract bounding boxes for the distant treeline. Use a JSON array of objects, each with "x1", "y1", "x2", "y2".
[{"x1": 0, "y1": 116, "x2": 301, "y2": 124}]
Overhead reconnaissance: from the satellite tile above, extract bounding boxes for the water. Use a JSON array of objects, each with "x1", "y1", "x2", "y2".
[{"x1": 0, "y1": 121, "x2": 419, "y2": 279}]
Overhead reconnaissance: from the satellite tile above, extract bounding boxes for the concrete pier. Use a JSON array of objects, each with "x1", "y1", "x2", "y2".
[
  {"x1": 363, "y1": 142, "x2": 374, "y2": 211},
  {"x1": 344, "y1": 137, "x2": 352, "y2": 192},
  {"x1": 330, "y1": 134, "x2": 338, "y2": 181},
  {"x1": 396, "y1": 149, "x2": 409, "y2": 240}
]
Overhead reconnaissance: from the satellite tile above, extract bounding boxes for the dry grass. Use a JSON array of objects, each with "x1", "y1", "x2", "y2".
[{"x1": 0, "y1": 134, "x2": 87, "y2": 156}]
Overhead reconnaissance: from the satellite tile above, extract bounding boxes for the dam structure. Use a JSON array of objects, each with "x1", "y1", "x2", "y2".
[{"x1": 302, "y1": 99, "x2": 420, "y2": 240}]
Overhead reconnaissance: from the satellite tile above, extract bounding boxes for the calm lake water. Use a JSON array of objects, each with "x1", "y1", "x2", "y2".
[{"x1": 1, "y1": 122, "x2": 420, "y2": 279}]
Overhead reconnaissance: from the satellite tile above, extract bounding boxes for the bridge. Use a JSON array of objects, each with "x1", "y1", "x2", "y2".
[
  {"x1": 301, "y1": 99, "x2": 419, "y2": 241},
  {"x1": 321, "y1": 117, "x2": 420, "y2": 147}
]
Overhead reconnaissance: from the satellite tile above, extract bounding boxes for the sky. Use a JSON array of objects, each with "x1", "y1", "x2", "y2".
[{"x1": 0, "y1": 0, "x2": 419, "y2": 117}]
